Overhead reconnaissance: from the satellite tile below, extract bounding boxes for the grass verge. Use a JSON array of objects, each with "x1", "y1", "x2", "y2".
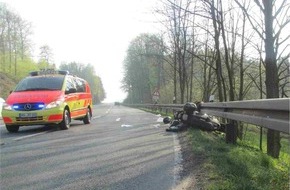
[
  {"x1": 188, "y1": 127, "x2": 289, "y2": 190},
  {"x1": 137, "y1": 107, "x2": 289, "y2": 189}
]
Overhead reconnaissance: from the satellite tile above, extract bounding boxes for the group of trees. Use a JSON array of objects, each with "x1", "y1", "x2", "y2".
[
  {"x1": 0, "y1": 3, "x2": 105, "y2": 103},
  {"x1": 123, "y1": 0, "x2": 289, "y2": 104},
  {"x1": 0, "y1": 3, "x2": 34, "y2": 78},
  {"x1": 122, "y1": 0, "x2": 289, "y2": 158},
  {"x1": 122, "y1": 34, "x2": 165, "y2": 104}
]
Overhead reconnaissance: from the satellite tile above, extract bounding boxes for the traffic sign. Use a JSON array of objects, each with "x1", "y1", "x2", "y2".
[{"x1": 152, "y1": 90, "x2": 160, "y2": 102}]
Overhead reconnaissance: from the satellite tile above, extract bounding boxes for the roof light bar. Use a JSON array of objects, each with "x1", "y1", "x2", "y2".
[
  {"x1": 29, "y1": 71, "x2": 39, "y2": 76},
  {"x1": 58, "y1": 70, "x2": 69, "y2": 75},
  {"x1": 29, "y1": 69, "x2": 69, "y2": 76}
]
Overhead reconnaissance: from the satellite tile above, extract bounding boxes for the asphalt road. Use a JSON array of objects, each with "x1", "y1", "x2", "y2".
[{"x1": 0, "y1": 104, "x2": 182, "y2": 190}]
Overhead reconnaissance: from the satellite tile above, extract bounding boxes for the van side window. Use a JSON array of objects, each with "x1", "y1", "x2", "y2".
[
  {"x1": 65, "y1": 77, "x2": 76, "y2": 92},
  {"x1": 75, "y1": 78, "x2": 86, "y2": 92}
]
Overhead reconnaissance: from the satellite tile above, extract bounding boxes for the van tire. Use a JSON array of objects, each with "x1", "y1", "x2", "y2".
[
  {"x1": 83, "y1": 108, "x2": 91, "y2": 124},
  {"x1": 6, "y1": 125, "x2": 20, "y2": 133},
  {"x1": 59, "y1": 109, "x2": 70, "y2": 130}
]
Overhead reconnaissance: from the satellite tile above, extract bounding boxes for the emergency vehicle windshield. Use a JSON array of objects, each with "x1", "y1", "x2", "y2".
[{"x1": 14, "y1": 76, "x2": 65, "y2": 92}]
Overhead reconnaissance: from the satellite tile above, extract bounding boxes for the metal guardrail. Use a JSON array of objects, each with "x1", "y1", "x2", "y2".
[{"x1": 125, "y1": 98, "x2": 290, "y2": 134}]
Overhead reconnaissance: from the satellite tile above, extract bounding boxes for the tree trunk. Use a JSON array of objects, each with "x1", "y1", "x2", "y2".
[
  {"x1": 220, "y1": 0, "x2": 235, "y2": 101},
  {"x1": 209, "y1": 0, "x2": 224, "y2": 102},
  {"x1": 237, "y1": 9, "x2": 247, "y2": 140},
  {"x1": 174, "y1": 52, "x2": 177, "y2": 103},
  {"x1": 263, "y1": 0, "x2": 281, "y2": 158}
]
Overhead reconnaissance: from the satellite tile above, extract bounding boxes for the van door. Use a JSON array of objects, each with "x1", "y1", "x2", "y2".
[
  {"x1": 64, "y1": 77, "x2": 78, "y2": 117},
  {"x1": 74, "y1": 77, "x2": 87, "y2": 117}
]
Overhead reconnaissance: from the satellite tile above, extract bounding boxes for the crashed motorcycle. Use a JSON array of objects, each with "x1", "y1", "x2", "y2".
[{"x1": 163, "y1": 102, "x2": 221, "y2": 132}]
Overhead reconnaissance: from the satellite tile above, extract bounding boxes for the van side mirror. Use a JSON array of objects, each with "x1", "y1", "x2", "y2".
[{"x1": 65, "y1": 88, "x2": 77, "y2": 94}]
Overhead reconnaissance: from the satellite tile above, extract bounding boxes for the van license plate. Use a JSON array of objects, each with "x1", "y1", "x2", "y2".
[{"x1": 19, "y1": 113, "x2": 37, "y2": 118}]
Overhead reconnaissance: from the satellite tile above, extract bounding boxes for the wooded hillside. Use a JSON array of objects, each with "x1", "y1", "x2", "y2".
[
  {"x1": 0, "y1": 3, "x2": 106, "y2": 103},
  {"x1": 0, "y1": 72, "x2": 17, "y2": 99}
]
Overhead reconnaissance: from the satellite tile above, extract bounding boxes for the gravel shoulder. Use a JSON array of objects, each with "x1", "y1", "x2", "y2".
[{"x1": 175, "y1": 131, "x2": 206, "y2": 190}]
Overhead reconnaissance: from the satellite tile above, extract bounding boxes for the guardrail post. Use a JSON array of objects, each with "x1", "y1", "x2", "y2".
[{"x1": 225, "y1": 121, "x2": 238, "y2": 144}]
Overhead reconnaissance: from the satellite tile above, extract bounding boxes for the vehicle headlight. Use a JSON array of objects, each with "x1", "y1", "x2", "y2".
[
  {"x1": 46, "y1": 99, "x2": 64, "y2": 109},
  {"x1": 3, "y1": 102, "x2": 12, "y2": 110}
]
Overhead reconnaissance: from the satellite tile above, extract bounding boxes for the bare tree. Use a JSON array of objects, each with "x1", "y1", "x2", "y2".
[
  {"x1": 38, "y1": 45, "x2": 54, "y2": 65},
  {"x1": 155, "y1": 0, "x2": 195, "y2": 103},
  {"x1": 235, "y1": 0, "x2": 290, "y2": 158},
  {"x1": 201, "y1": 0, "x2": 227, "y2": 102}
]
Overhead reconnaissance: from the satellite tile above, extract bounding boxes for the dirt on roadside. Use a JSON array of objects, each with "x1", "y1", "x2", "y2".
[{"x1": 174, "y1": 131, "x2": 206, "y2": 190}]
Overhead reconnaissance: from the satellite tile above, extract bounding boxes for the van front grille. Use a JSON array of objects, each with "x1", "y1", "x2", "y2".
[{"x1": 16, "y1": 116, "x2": 43, "y2": 122}]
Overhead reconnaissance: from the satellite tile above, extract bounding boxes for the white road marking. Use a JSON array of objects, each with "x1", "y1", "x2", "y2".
[
  {"x1": 121, "y1": 124, "x2": 133, "y2": 128},
  {"x1": 153, "y1": 124, "x2": 160, "y2": 128},
  {"x1": 116, "y1": 118, "x2": 121, "y2": 122},
  {"x1": 13, "y1": 131, "x2": 50, "y2": 141},
  {"x1": 106, "y1": 106, "x2": 113, "y2": 114},
  {"x1": 93, "y1": 115, "x2": 102, "y2": 119}
]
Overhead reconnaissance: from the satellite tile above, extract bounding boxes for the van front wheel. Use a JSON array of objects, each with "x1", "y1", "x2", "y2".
[{"x1": 59, "y1": 109, "x2": 70, "y2": 130}]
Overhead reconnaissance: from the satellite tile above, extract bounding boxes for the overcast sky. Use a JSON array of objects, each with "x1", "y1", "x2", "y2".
[{"x1": 3, "y1": 0, "x2": 161, "y2": 102}]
